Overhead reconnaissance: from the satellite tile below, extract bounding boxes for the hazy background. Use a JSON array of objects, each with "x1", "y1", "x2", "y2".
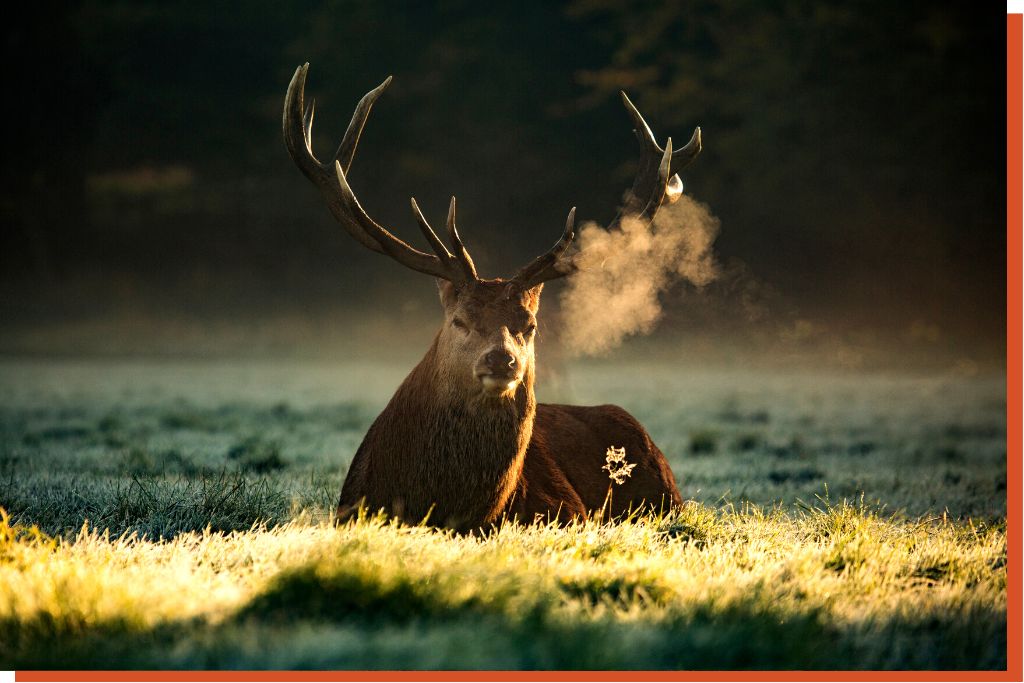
[{"x1": 1, "y1": 1, "x2": 1006, "y2": 371}]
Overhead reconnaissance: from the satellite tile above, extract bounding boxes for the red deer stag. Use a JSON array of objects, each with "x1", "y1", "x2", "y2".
[{"x1": 283, "y1": 64, "x2": 700, "y2": 531}]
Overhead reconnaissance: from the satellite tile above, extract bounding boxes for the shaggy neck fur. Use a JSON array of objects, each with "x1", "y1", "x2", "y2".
[{"x1": 343, "y1": 335, "x2": 537, "y2": 531}]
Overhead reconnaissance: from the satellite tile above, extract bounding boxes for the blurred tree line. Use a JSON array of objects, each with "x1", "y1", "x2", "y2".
[{"x1": 0, "y1": 1, "x2": 1005, "y2": 361}]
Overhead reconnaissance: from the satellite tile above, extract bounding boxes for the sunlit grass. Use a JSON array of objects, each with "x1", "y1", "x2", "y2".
[{"x1": 0, "y1": 496, "x2": 1005, "y2": 670}]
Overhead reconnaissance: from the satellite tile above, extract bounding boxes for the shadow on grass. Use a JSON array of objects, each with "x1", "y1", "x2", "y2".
[
  {"x1": 0, "y1": 470, "x2": 295, "y2": 539},
  {"x1": 3, "y1": 559, "x2": 1005, "y2": 671}
]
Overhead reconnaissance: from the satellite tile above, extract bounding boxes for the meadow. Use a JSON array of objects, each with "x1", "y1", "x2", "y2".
[{"x1": 0, "y1": 358, "x2": 1008, "y2": 670}]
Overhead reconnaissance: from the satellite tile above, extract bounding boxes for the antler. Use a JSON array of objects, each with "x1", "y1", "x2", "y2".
[
  {"x1": 283, "y1": 63, "x2": 474, "y2": 283},
  {"x1": 612, "y1": 92, "x2": 702, "y2": 229},
  {"x1": 511, "y1": 93, "x2": 701, "y2": 289},
  {"x1": 511, "y1": 208, "x2": 577, "y2": 289}
]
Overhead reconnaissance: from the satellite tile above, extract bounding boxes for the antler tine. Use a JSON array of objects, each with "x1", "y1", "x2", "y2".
[
  {"x1": 512, "y1": 207, "x2": 577, "y2": 288},
  {"x1": 283, "y1": 64, "x2": 473, "y2": 283},
  {"x1": 332, "y1": 162, "x2": 458, "y2": 280},
  {"x1": 410, "y1": 197, "x2": 455, "y2": 264},
  {"x1": 621, "y1": 91, "x2": 659, "y2": 151},
  {"x1": 302, "y1": 98, "x2": 315, "y2": 151},
  {"x1": 334, "y1": 75, "x2": 393, "y2": 175},
  {"x1": 446, "y1": 198, "x2": 478, "y2": 281},
  {"x1": 283, "y1": 65, "x2": 319, "y2": 183},
  {"x1": 673, "y1": 125, "x2": 702, "y2": 169}
]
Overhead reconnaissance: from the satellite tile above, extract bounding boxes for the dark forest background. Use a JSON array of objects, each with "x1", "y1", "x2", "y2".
[{"x1": 0, "y1": 1, "x2": 1006, "y2": 368}]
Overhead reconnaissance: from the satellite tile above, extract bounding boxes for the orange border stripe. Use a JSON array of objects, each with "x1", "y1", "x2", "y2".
[
  {"x1": 1006, "y1": 11, "x2": 1023, "y2": 683},
  {"x1": 10, "y1": 672, "x2": 1021, "y2": 682}
]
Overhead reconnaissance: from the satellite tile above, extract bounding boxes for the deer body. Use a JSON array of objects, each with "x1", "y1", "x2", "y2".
[
  {"x1": 284, "y1": 64, "x2": 699, "y2": 531},
  {"x1": 337, "y1": 317, "x2": 682, "y2": 531}
]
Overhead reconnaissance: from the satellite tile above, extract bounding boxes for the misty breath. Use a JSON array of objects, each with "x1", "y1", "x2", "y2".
[{"x1": 559, "y1": 195, "x2": 721, "y2": 356}]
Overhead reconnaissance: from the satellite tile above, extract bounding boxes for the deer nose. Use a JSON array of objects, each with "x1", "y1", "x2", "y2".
[{"x1": 484, "y1": 349, "x2": 516, "y2": 375}]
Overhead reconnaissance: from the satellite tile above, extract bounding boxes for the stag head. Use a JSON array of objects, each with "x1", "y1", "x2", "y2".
[
  {"x1": 434, "y1": 278, "x2": 543, "y2": 397},
  {"x1": 283, "y1": 64, "x2": 700, "y2": 398}
]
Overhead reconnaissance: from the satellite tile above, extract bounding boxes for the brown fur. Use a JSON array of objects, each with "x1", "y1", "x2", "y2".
[{"x1": 337, "y1": 279, "x2": 682, "y2": 532}]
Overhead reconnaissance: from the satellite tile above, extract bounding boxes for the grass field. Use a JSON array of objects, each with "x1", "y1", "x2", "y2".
[{"x1": 0, "y1": 358, "x2": 1008, "y2": 670}]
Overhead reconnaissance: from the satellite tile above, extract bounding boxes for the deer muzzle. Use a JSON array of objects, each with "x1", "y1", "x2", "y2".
[{"x1": 475, "y1": 348, "x2": 520, "y2": 395}]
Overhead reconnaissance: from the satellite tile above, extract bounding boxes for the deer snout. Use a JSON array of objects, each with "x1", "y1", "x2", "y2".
[
  {"x1": 475, "y1": 347, "x2": 520, "y2": 395},
  {"x1": 482, "y1": 349, "x2": 516, "y2": 377}
]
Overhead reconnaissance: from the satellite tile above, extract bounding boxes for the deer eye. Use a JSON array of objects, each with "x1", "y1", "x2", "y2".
[{"x1": 452, "y1": 318, "x2": 469, "y2": 332}]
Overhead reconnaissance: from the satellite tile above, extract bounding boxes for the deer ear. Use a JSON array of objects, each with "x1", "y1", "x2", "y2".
[
  {"x1": 437, "y1": 279, "x2": 459, "y2": 309},
  {"x1": 525, "y1": 283, "x2": 543, "y2": 312}
]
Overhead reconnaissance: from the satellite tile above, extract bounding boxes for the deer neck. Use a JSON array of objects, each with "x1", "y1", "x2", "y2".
[{"x1": 383, "y1": 338, "x2": 537, "y2": 527}]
